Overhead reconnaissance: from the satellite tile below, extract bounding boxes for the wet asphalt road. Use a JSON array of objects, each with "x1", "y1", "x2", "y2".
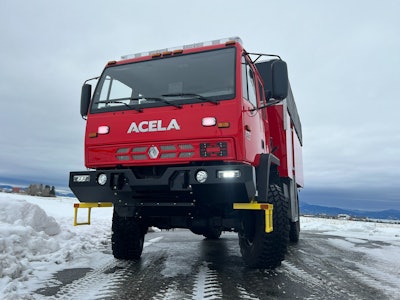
[{"x1": 35, "y1": 229, "x2": 397, "y2": 299}]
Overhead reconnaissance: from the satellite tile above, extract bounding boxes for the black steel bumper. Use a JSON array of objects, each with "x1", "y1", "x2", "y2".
[{"x1": 69, "y1": 164, "x2": 256, "y2": 205}]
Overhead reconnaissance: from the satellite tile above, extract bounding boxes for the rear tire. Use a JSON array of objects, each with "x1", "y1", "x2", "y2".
[
  {"x1": 239, "y1": 184, "x2": 289, "y2": 269},
  {"x1": 289, "y1": 192, "x2": 300, "y2": 243},
  {"x1": 203, "y1": 227, "x2": 222, "y2": 239},
  {"x1": 111, "y1": 211, "x2": 145, "y2": 260},
  {"x1": 289, "y1": 220, "x2": 300, "y2": 243}
]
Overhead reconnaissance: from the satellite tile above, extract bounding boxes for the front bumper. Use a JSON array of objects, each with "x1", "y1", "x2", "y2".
[{"x1": 69, "y1": 164, "x2": 256, "y2": 205}]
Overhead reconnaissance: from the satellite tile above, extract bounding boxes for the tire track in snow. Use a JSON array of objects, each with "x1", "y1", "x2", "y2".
[
  {"x1": 152, "y1": 282, "x2": 191, "y2": 300},
  {"x1": 285, "y1": 237, "x2": 360, "y2": 299},
  {"x1": 144, "y1": 236, "x2": 164, "y2": 248},
  {"x1": 345, "y1": 264, "x2": 400, "y2": 300},
  {"x1": 151, "y1": 261, "x2": 224, "y2": 300},
  {"x1": 46, "y1": 259, "x2": 131, "y2": 299},
  {"x1": 38, "y1": 236, "x2": 165, "y2": 299},
  {"x1": 281, "y1": 261, "x2": 323, "y2": 287},
  {"x1": 192, "y1": 262, "x2": 222, "y2": 300},
  {"x1": 285, "y1": 233, "x2": 393, "y2": 299},
  {"x1": 282, "y1": 260, "x2": 355, "y2": 299},
  {"x1": 236, "y1": 284, "x2": 260, "y2": 300},
  {"x1": 37, "y1": 229, "x2": 398, "y2": 299}
]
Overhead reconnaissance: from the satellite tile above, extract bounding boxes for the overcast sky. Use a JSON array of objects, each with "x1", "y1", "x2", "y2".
[{"x1": 1, "y1": 0, "x2": 399, "y2": 210}]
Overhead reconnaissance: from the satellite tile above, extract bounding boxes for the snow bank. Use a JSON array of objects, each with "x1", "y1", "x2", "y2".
[
  {"x1": 0, "y1": 198, "x2": 60, "y2": 235},
  {"x1": 0, "y1": 197, "x2": 61, "y2": 297},
  {"x1": 0, "y1": 193, "x2": 112, "y2": 298},
  {"x1": 301, "y1": 216, "x2": 400, "y2": 242}
]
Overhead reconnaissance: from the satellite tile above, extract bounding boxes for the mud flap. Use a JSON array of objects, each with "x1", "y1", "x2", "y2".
[{"x1": 256, "y1": 154, "x2": 280, "y2": 202}]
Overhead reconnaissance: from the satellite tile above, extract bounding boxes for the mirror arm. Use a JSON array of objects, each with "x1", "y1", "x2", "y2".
[
  {"x1": 252, "y1": 99, "x2": 283, "y2": 111},
  {"x1": 84, "y1": 76, "x2": 100, "y2": 84}
]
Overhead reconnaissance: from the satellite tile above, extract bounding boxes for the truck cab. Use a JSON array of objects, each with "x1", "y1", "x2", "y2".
[{"x1": 70, "y1": 37, "x2": 303, "y2": 268}]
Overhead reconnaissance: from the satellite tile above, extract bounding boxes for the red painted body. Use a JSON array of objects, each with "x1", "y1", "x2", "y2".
[
  {"x1": 70, "y1": 38, "x2": 304, "y2": 266},
  {"x1": 267, "y1": 105, "x2": 304, "y2": 187},
  {"x1": 84, "y1": 39, "x2": 303, "y2": 188}
]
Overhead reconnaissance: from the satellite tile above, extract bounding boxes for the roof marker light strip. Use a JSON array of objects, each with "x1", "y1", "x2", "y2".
[{"x1": 121, "y1": 37, "x2": 243, "y2": 60}]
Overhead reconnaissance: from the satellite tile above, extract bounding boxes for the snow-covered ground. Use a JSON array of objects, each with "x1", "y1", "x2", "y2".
[
  {"x1": 1, "y1": 193, "x2": 399, "y2": 299},
  {"x1": 0, "y1": 193, "x2": 113, "y2": 299}
]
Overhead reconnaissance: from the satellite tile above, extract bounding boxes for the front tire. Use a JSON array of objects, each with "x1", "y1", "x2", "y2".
[
  {"x1": 111, "y1": 211, "x2": 145, "y2": 260},
  {"x1": 238, "y1": 184, "x2": 289, "y2": 269}
]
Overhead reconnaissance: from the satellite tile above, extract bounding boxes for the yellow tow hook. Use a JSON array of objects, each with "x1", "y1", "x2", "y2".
[
  {"x1": 73, "y1": 202, "x2": 113, "y2": 226},
  {"x1": 233, "y1": 202, "x2": 273, "y2": 233}
]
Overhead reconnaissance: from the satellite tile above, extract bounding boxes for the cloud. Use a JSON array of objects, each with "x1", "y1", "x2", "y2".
[{"x1": 0, "y1": 1, "x2": 399, "y2": 210}]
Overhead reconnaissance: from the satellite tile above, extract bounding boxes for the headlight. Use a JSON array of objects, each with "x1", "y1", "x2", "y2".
[
  {"x1": 195, "y1": 170, "x2": 208, "y2": 183},
  {"x1": 97, "y1": 173, "x2": 107, "y2": 185},
  {"x1": 217, "y1": 170, "x2": 241, "y2": 179}
]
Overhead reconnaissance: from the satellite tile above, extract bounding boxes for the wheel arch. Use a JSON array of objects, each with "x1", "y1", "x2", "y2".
[{"x1": 255, "y1": 153, "x2": 280, "y2": 202}]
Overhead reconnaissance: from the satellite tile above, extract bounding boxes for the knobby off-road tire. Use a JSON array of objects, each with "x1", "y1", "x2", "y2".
[
  {"x1": 238, "y1": 184, "x2": 289, "y2": 269},
  {"x1": 112, "y1": 211, "x2": 145, "y2": 260},
  {"x1": 289, "y1": 219, "x2": 300, "y2": 243},
  {"x1": 289, "y1": 193, "x2": 300, "y2": 243},
  {"x1": 203, "y1": 227, "x2": 222, "y2": 239}
]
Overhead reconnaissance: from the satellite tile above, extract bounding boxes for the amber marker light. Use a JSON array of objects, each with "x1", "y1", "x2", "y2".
[
  {"x1": 218, "y1": 122, "x2": 230, "y2": 128},
  {"x1": 225, "y1": 40, "x2": 237, "y2": 46}
]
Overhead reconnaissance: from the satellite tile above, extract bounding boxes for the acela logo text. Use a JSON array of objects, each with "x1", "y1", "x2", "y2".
[{"x1": 127, "y1": 119, "x2": 181, "y2": 133}]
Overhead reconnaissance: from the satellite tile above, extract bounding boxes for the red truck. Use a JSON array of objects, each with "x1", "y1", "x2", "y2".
[{"x1": 70, "y1": 37, "x2": 303, "y2": 269}]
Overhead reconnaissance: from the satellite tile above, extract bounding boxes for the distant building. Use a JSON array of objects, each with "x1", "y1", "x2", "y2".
[
  {"x1": 12, "y1": 187, "x2": 21, "y2": 193},
  {"x1": 338, "y1": 214, "x2": 351, "y2": 220},
  {"x1": 27, "y1": 184, "x2": 56, "y2": 197}
]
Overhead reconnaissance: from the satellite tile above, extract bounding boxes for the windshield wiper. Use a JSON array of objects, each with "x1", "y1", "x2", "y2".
[
  {"x1": 162, "y1": 93, "x2": 220, "y2": 105},
  {"x1": 130, "y1": 97, "x2": 182, "y2": 109},
  {"x1": 94, "y1": 98, "x2": 143, "y2": 112},
  {"x1": 94, "y1": 96, "x2": 183, "y2": 111}
]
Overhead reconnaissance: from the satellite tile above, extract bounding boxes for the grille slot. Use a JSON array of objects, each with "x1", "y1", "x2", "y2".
[{"x1": 116, "y1": 143, "x2": 196, "y2": 161}]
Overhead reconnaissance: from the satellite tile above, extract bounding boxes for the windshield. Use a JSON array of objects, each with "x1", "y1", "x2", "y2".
[{"x1": 91, "y1": 47, "x2": 236, "y2": 113}]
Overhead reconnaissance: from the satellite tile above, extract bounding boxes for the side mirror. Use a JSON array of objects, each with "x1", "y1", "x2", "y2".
[
  {"x1": 271, "y1": 60, "x2": 289, "y2": 100},
  {"x1": 80, "y1": 84, "x2": 92, "y2": 117}
]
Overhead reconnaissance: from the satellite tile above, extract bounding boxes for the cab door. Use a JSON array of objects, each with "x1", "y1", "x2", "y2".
[{"x1": 241, "y1": 56, "x2": 266, "y2": 163}]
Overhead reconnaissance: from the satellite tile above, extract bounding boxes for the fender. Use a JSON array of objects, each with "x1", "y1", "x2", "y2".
[{"x1": 256, "y1": 153, "x2": 280, "y2": 202}]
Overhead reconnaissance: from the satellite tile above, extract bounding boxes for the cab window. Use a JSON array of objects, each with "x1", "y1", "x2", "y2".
[{"x1": 241, "y1": 56, "x2": 257, "y2": 107}]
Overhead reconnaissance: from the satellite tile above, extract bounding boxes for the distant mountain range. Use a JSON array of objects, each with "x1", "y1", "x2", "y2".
[
  {"x1": 300, "y1": 202, "x2": 400, "y2": 220},
  {"x1": 2, "y1": 182, "x2": 399, "y2": 220}
]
